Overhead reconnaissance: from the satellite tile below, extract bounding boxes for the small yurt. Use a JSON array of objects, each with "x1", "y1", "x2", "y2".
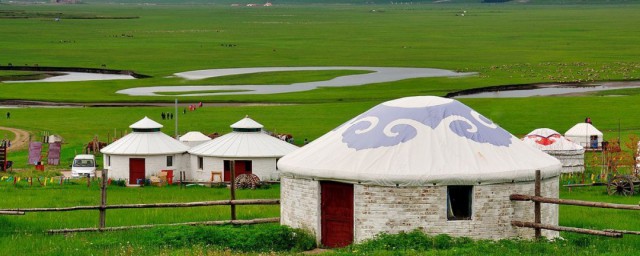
[
  {"x1": 101, "y1": 117, "x2": 190, "y2": 185},
  {"x1": 188, "y1": 116, "x2": 299, "y2": 182},
  {"x1": 179, "y1": 131, "x2": 212, "y2": 147},
  {"x1": 278, "y1": 96, "x2": 562, "y2": 247},
  {"x1": 523, "y1": 128, "x2": 585, "y2": 173},
  {"x1": 565, "y1": 123, "x2": 603, "y2": 149}
]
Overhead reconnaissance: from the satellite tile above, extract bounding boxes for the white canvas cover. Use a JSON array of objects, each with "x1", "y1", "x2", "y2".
[
  {"x1": 523, "y1": 128, "x2": 584, "y2": 173},
  {"x1": 129, "y1": 116, "x2": 163, "y2": 129},
  {"x1": 278, "y1": 96, "x2": 562, "y2": 186},
  {"x1": 189, "y1": 117, "x2": 298, "y2": 157},
  {"x1": 101, "y1": 117, "x2": 189, "y2": 155},
  {"x1": 231, "y1": 116, "x2": 264, "y2": 129},
  {"x1": 564, "y1": 123, "x2": 603, "y2": 148},
  {"x1": 180, "y1": 131, "x2": 212, "y2": 148}
]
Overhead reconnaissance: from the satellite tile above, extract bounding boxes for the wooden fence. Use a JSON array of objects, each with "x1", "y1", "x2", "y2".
[
  {"x1": 0, "y1": 163, "x2": 280, "y2": 234},
  {"x1": 510, "y1": 170, "x2": 639, "y2": 239}
]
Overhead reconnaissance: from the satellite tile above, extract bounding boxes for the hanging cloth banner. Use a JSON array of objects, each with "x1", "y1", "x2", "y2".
[
  {"x1": 48, "y1": 142, "x2": 61, "y2": 165},
  {"x1": 28, "y1": 142, "x2": 43, "y2": 165}
]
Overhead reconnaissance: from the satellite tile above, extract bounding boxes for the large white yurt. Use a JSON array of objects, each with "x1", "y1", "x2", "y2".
[
  {"x1": 179, "y1": 131, "x2": 212, "y2": 147},
  {"x1": 188, "y1": 116, "x2": 299, "y2": 182},
  {"x1": 278, "y1": 96, "x2": 562, "y2": 247},
  {"x1": 101, "y1": 117, "x2": 190, "y2": 185},
  {"x1": 565, "y1": 123, "x2": 603, "y2": 149},
  {"x1": 523, "y1": 128, "x2": 585, "y2": 173}
]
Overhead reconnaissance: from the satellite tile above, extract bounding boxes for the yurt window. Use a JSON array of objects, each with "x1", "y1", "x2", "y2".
[
  {"x1": 106, "y1": 155, "x2": 110, "y2": 167},
  {"x1": 198, "y1": 157, "x2": 204, "y2": 170},
  {"x1": 447, "y1": 186, "x2": 473, "y2": 221},
  {"x1": 166, "y1": 156, "x2": 173, "y2": 167}
]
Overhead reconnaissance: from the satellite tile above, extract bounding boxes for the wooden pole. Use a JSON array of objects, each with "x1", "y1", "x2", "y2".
[
  {"x1": 534, "y1": 170, "x2": 541, "y2": 240},
  {"x1": 604, "y1": 229, "x2": 640, "y2": 235},
  {"x1": 230, "y1": 160, "x2": 236, "y2": 221},
  {"x1": 48, "y1": 217, "x2": 280, "y2": 234},
  {"x1": 99, "y1": 169, "x2": 108, "y2": 230},
  {"x1": 510, "y1": 194, "x2": 640, "y2": 211},
  {"x1": 0, "y1": 199, "x2": 280, "y2": 212},
  {"x1": 86, "y1": 173, "x2": 91, "y2": 188},
  {"x1": 511, "y1": 221, "x2": 622, "y2": 238},
  {"x1": 0, "y1": 210, "x2": 25, "y2": 215}
]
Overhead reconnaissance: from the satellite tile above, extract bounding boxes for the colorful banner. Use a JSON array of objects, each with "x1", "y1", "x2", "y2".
[
  {"x1": 47, "y1": 142, "x2": 61, "y2": 165},
  {"x1": 28, "y1": 142, "x2": 42, "y2": 165}
]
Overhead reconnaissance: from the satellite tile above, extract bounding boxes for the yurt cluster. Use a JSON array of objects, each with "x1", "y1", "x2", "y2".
[{"x1": 100, "y1": 96, "x2": 605, "y2": 247}]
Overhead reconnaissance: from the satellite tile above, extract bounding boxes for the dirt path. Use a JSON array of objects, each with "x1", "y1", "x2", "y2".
[{"x1": 0, "y1": 126, "x2": 30, "y2": 152}]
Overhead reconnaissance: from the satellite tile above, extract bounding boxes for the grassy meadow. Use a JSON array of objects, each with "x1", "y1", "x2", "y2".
[{"x1": 2, "y1": 1, "x2": 640, "y2": 255}]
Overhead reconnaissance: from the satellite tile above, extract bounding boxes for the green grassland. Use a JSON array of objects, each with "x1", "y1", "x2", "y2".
[{"x1": 2, "y1": 1, "x2": 640, "y2": 255}]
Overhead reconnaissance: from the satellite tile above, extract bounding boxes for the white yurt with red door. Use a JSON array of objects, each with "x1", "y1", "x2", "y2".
[
  {"x1": 278, "y1": 96, "x2": 561, "y2": 247},
  {"x1": 101, "y1": 117, "x2": 189, "y2": 185},
  {"x1": 188, "y1": 116, "x2": 299, "y2": 182}
]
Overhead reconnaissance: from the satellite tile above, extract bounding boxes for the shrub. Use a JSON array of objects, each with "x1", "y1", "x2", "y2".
[{"x1": 152, "y1": 224, "x2": 315, "y2": 252}]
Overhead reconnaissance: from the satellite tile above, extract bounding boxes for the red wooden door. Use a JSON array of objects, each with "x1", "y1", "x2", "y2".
[
  {"x1": 321, "y1": 181, "x2": 354, "y2": 248},
  {"x1": 224, "y1": 160, "x2": 252, "y2": 182},
  {"x1": 129, "y1": 158, "x2": 145, "y2": 185}
]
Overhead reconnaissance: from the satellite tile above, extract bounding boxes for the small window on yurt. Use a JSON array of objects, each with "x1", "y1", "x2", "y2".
[
  {"x1": 447, "y1": 186, "x2": 473, "y2": 221},
  {"x1": 106, "y1": 155, "x2": 110, "y2": 167},
  {"x1": 198, "y1": 157, "x2": 204, "y2": 170},
  {"x1": 167, "y1": 156, "x2": 173, "y2": 167}
]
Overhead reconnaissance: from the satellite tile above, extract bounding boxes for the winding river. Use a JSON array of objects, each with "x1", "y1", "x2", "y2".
[{"x1": 117, "y1": 67, "x2": 475, "y2": 96}]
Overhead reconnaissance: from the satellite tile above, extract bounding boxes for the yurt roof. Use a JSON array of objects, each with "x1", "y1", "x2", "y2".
[
  {"x1": 565, "y1": 123, "x2": 603, "y2": 137},
  {"x1": 523, "y1": 128, "x2": 584, "y2": 152},
  {"x1": 101, "y1": 117, "x2": 189, "y2": 155},
  {"x1": 129, "y1": 116, "x2": 163, "y2": 129},
  {"x1": 179, "y1": 131, "x2": 212, "y2": 142},
  {"x1": 189, "y1": 132, "x2": 299, "y2": 157},
  {"x1": 231, "y1": 116, "x2": 264, "y2": 129},
  {"x1": 189, "y1": 116, "x2": 298, "y2": 157},
  {"x1": 278, "y1": 96, "x2": 561, "y2": 186}
]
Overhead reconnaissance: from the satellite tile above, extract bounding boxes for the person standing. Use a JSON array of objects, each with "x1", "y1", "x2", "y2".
[{"x1": 6, "y1": 112, "x2": 9, "y2": 119}]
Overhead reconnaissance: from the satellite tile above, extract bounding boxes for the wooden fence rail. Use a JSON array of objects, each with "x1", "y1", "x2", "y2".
[
  {"x1": 0, "y1": 199, "x2": 280, "y2": 213},
  {"x1": 510, "y1": 194, "x2": 640, "y2": 211},
  {"x1": 47, "y1": 217, "x2": 280, "y2": 234},
  {"x1": 511, "y1": 221, "x2": 622, "y2": 238},
  {"x1": 1, "y1": 161, "x2": 280, "y2": 234}
]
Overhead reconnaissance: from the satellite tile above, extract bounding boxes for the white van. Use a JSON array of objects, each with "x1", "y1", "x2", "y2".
[{"x1": 71, "y1": 154, "x2": 97, "y2": 177}]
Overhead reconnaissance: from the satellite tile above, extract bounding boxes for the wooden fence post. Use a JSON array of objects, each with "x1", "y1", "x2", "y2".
[
  {"x1": 535, "y1": 170, "x2": 541, "y2": 240},
  {"x1": 230, "y1": 160, "x2": 236, "y2": 221},
  {"x1": 86, "y1": 173, "x2": 91, "y2": 188},
  {"x1": 99, "y1": 169, "x2": 108, "y2": 230}
]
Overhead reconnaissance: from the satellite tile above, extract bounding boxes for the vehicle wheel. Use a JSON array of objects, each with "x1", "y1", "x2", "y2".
[{"x1": 607, "y1": 175, "x2": 634, "y2": 196}]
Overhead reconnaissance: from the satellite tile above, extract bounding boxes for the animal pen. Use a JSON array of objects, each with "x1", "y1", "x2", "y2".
[{"x1": 0, "y1": 162, "x2": 279, "y2": 234}]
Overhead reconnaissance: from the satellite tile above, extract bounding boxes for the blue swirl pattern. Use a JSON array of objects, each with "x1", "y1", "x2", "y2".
[{"x1": 341, "y1": 100, "x2": 513, "y2": 150}]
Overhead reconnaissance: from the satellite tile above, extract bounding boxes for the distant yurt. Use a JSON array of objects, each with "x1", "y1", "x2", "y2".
[
  {"x1": 565, "y1": 123, "x2": 603, "y2": 149},
  {"x1": 278, "y1": 96, "x2": 562, "y2": 247},
  {"x1": 188, "y1": 116, "x2": 299, "y2": 182},
  {"x1": 101, "y1": 117, "x2": 190, "y2": 185},
  {"x1": 523, "y1": 128, "x2": 585, "y2": 173},
  {"x1": 179, "y1": 131, "x2": 212, "y2": 147}
]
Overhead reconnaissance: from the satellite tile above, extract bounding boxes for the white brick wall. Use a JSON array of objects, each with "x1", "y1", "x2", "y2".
[
  {"x1": 280, "y1": 177, "x2": 321, "y2": 244},
  {"x1": 104, "y1": 153, "x2": 188, "y2": 183},
  {"x1": 189, "y1": 156, "x2": 280, "y2": 182},
  {"x1": 281, "y1": 176, "x2": 559, "y2": 244}
]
